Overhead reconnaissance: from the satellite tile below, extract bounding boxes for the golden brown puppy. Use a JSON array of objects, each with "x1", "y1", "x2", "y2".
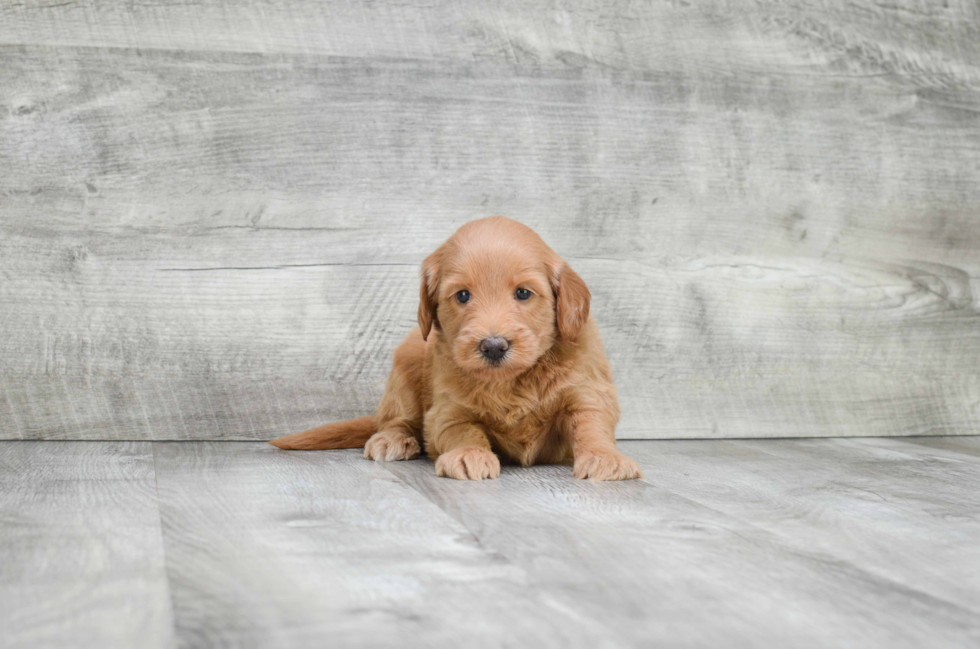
[{"x1": 270, "y1": 216, "x2": 641, "y2": 481}]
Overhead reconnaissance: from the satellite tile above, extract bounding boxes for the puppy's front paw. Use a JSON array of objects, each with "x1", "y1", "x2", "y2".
[
  {"x1": 573, "y1": 450, "x2": 643, "y2": 481},
  {"x1": 364, "y1": 430, "x2": 421, "y2": 461},
  {"x1": 435, "y1": 447, "x2": 501, "y2": 480}
]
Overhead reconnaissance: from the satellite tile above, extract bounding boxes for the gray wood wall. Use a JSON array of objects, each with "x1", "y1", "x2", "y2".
[{"x1": 1, "y1": 1, "x2": 978, "y2": 441}]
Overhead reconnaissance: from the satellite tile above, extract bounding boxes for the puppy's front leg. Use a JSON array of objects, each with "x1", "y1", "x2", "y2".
[
  {"x1": 426, "y1": 407, "x2": 500, "y2": 480},
  {"x1": 568, "y1": 410, "x2": 642, "y2": 481}
]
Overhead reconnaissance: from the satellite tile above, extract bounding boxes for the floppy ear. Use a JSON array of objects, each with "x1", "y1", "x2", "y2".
[
  {"x1": 551, "y1": 261, "x2": 591, "y2": 341},
  {"x1": 418, "y1": 252, "x2": 441, "y2": 341}
]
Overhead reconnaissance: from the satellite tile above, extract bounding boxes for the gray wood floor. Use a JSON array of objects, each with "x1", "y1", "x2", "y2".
[{"x1": 2, "y1": 438, "x2": 979, "y2": 648}]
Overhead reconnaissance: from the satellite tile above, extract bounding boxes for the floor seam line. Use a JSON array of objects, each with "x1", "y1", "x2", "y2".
[{"x1": 149, "y1": 442, "x2": 181, "y2": 649}]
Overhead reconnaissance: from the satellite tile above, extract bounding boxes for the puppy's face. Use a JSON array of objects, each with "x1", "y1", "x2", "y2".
[
  {"x1": 418, "y1": 217, "x2": 591, "y2": 381},
  {"x1": 439, "y1": 245, "x2": 557, "y2": 379}
]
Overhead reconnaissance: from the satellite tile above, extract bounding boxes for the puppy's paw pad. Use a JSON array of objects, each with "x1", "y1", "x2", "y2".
[
  {"x1": 573, "y1": 450, "x2": 643, "y2": 481},
  {"x1": 364, "y1": 430, "x2": 420, "y2": 461},
  {"x1": 435, "y1": 447, "x2": 501, "y2": 480}
]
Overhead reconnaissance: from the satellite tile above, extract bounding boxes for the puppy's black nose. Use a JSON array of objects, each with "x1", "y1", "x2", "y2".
[{"x1": 479, "y1": 337, "x2": 509, "y2": 362}]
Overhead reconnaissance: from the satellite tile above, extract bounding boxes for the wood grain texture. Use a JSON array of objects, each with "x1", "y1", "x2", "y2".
[
  {"x1": 0, "y1": 442, "x2": 174, "y2": 649},
  {"x1": 1, "y1": 1, "x2": 979, "y2": 440},
  {"x1": 382, "y1": 450, "x2": 980, "y2": 648},
  {"x1": 2, "y1": 438, "x2": 980, "y2": 646},
  {"x1": 621, "y1": 438, "x2": 980, "y2": 615},
  {"x1": 151, "y1": 442, "x2": 599, "y2": 648},
  {"x1": 896, "y1": 435, "x2": 980, "y2": 460}
]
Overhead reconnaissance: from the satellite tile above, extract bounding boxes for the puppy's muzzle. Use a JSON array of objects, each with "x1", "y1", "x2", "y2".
[{"x1": 479, "y1": 337, "x2": 510, "y2": 363}]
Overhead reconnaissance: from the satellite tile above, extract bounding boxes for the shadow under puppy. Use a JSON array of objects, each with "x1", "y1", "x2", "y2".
[{"x1": 270, "y1": 216, "x2": 641, "y2": 481}]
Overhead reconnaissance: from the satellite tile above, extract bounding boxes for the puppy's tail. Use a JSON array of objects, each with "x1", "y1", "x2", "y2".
[{"x1": 268, "y1": 415, "x2": 376, "y2": 450}]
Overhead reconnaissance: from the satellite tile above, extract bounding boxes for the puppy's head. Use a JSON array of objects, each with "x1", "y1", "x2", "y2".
[{"x1": 418, "y1": 216, "x2": 590, "y2": 380}]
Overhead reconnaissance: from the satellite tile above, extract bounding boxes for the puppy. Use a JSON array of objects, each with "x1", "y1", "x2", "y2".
[{"x1": 270, "y1": 216, "x2": 641, "y2": 481}]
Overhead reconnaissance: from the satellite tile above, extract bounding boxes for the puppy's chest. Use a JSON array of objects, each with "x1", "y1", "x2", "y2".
[{"x1": 467, "y1": 385, "x2": 561, "y2": 440}]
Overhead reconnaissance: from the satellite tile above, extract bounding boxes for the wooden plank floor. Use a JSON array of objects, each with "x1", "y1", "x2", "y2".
[
  {"x1": 0, "y1": 442, "x2": 175, "y2": 649},
  {"x1": 2, "y1": 438, "x2": 979, "y2": 648}
]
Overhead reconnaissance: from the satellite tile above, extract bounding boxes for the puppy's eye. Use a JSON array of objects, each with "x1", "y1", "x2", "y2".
[
  {"x1": 456, "y1": 290, "x2": 471, "y2": 304},
  {"x1": 515, "y1": 288, "x2": 532, "y2": 301}
]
